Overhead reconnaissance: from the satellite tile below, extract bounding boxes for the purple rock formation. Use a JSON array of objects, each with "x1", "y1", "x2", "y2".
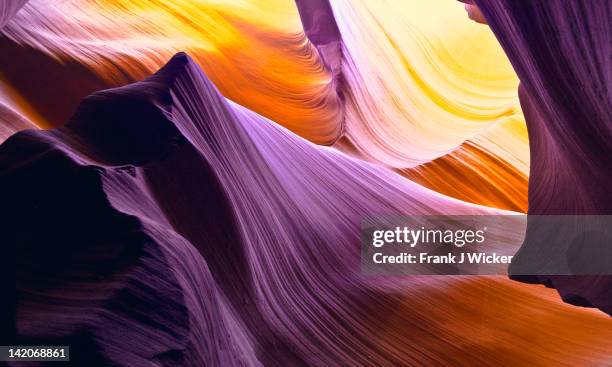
[
  {"x1": 476, "y1": 0, "x2": 612, "y2": 314},
  {"x1": 3, "y1": 53, "x2": 516, "y2": 365}
]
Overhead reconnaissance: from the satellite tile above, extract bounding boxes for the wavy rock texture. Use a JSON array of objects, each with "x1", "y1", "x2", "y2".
[
  {"x1": 0, "y1": 0, "x2": 527, "y2": 211},
  {"x1": 0, "y1": 0, "x2": 342, "y2": 144},
  {"x1": 2, "y1": 53, "x2": 612, "y2": 366},
  {"x1": 1, "y1": 0, "x2": 611, "y2": 365},
  {"x1": 302, "y1": 0, "x2": 529, "y2": 213}
]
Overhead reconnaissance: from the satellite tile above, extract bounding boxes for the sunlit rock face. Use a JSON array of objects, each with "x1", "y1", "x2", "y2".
[{"x1": 1, "y1": 0, "x2": 528, "y2": 211}]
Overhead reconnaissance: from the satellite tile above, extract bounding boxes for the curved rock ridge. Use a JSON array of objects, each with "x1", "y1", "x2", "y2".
[
  {"x1": 1, "y1": 56, "x2": 258, "y2": 365},
  {"x1": 2, "y1": 53, "x2": 612, "y2": 366}
]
